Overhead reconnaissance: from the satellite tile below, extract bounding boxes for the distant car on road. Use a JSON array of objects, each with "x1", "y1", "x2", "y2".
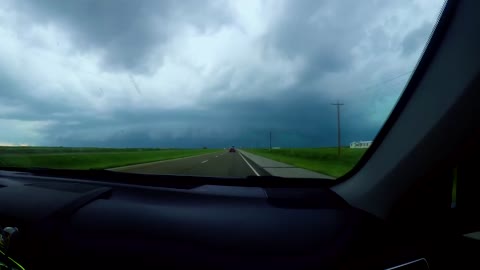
[{"x1": 229, "y1": 147, "x2": 236, "y2": 153}]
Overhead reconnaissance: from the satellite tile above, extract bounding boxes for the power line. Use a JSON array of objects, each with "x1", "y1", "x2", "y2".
[
  {"x1": 362, "y1": 70, "x2": 413, "y2": 91},
  {"x1": 129, "y1": 74, "x2": 142, "y2": 95}
]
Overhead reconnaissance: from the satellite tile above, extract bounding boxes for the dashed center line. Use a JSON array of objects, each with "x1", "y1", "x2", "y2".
[{"x1": 201, "y1": 160, "x2": 209, "y2": 164}]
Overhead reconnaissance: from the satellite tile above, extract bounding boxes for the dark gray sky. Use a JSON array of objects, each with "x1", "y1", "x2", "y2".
[{"x1": 0, "y1": 0, "x2": 444, "y2": 148}]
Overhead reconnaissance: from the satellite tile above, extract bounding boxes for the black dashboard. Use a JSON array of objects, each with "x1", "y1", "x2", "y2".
[{"x1": 0, "y1": 170, "x2": 431, "y2": 269}]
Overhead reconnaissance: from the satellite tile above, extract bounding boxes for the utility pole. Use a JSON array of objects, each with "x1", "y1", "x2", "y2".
[
  {"x1": 269, "y1": 131, "x2": 272, "y2": 151},
  {"x1": 331, "y1": 101, "x2": 344, "y2": 156}
]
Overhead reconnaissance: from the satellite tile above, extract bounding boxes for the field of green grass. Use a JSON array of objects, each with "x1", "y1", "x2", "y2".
[
  {"x1": 245, "y1": 147, "x2": 368, "y2": 178},
  {"x1": 0, "y1": 147, "x2": 219, "y2": 170}
]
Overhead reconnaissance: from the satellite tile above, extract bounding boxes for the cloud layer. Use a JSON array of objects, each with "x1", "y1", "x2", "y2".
[{"x1": 0, "y1": 0, "x2": 444, "y2": 147}]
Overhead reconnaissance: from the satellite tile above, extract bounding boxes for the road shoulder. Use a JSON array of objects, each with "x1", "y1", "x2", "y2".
[{"x1": 239, "y1": 150, "x2": 335, "y2": 179}]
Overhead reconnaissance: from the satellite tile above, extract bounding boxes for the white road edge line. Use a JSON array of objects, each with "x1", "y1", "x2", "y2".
[
  {"x1": 201, "y1": 160, "x2": 208, "y2": 164},
  {"x1": 239, "y1": 152, "x2": 260, "y2": 176}
]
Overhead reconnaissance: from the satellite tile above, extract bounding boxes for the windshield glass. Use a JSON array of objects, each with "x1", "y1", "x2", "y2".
[{"x1": 0, "y1": 0, "x2": 445, "y2": 179}]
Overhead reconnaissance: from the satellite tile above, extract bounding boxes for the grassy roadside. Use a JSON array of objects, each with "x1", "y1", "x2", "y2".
[
  {"x1": 245, "y1": 148, "x2": 367, "y2": 178},
  {"x1": 0, "y1": 147, "x2": 219, "y2": 170}
]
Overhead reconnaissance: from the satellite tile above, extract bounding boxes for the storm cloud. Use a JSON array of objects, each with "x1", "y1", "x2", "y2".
[{"x1": 0, "y1": 0, "x2": 444, "y2": 148}]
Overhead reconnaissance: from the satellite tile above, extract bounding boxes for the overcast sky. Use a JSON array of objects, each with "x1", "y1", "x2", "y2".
[{"x1": 0, "y1": 0, "x2": 444, "y2": 148}]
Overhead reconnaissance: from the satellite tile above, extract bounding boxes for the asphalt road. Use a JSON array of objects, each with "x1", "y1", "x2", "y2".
[{"x1": 110, "y1": 150, "x2": 265, "y2": 177}]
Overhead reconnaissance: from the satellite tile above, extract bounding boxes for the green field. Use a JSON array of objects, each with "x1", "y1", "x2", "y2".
[
  {"x1": 245, "y1": 147, "x2": 368, "y2": 178},
  {"x1": 0, "y1": 147, "x2": 219, "y2": 170}
]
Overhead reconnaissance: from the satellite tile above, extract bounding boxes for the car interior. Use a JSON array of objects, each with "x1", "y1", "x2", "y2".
[{"x1": 0, "y1": 0, "x2": 479, "y2": 269}]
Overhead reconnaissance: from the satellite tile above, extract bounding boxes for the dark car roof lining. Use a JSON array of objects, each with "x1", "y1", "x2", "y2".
[{"x1": 333, "y1": 0, "x2": 480, "y2": 219}]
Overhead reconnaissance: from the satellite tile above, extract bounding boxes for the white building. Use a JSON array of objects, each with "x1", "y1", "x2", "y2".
[{"x1": 350, "y1": 140, "x2": 373, "y2": 148}]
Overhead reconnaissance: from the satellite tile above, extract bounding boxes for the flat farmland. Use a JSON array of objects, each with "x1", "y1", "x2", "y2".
[{"x1": 0, "y1": 147, "x2": 218, "y2": 170}]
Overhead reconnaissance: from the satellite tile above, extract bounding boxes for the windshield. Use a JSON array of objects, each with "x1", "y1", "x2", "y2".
[{"x1": 0, "y1": 0, "x2": 445, "y2": 179}]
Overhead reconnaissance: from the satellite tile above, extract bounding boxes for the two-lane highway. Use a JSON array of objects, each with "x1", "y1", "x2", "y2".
[{"x1": 110, "y1": 150, "x2": 263, "y2": 177}]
